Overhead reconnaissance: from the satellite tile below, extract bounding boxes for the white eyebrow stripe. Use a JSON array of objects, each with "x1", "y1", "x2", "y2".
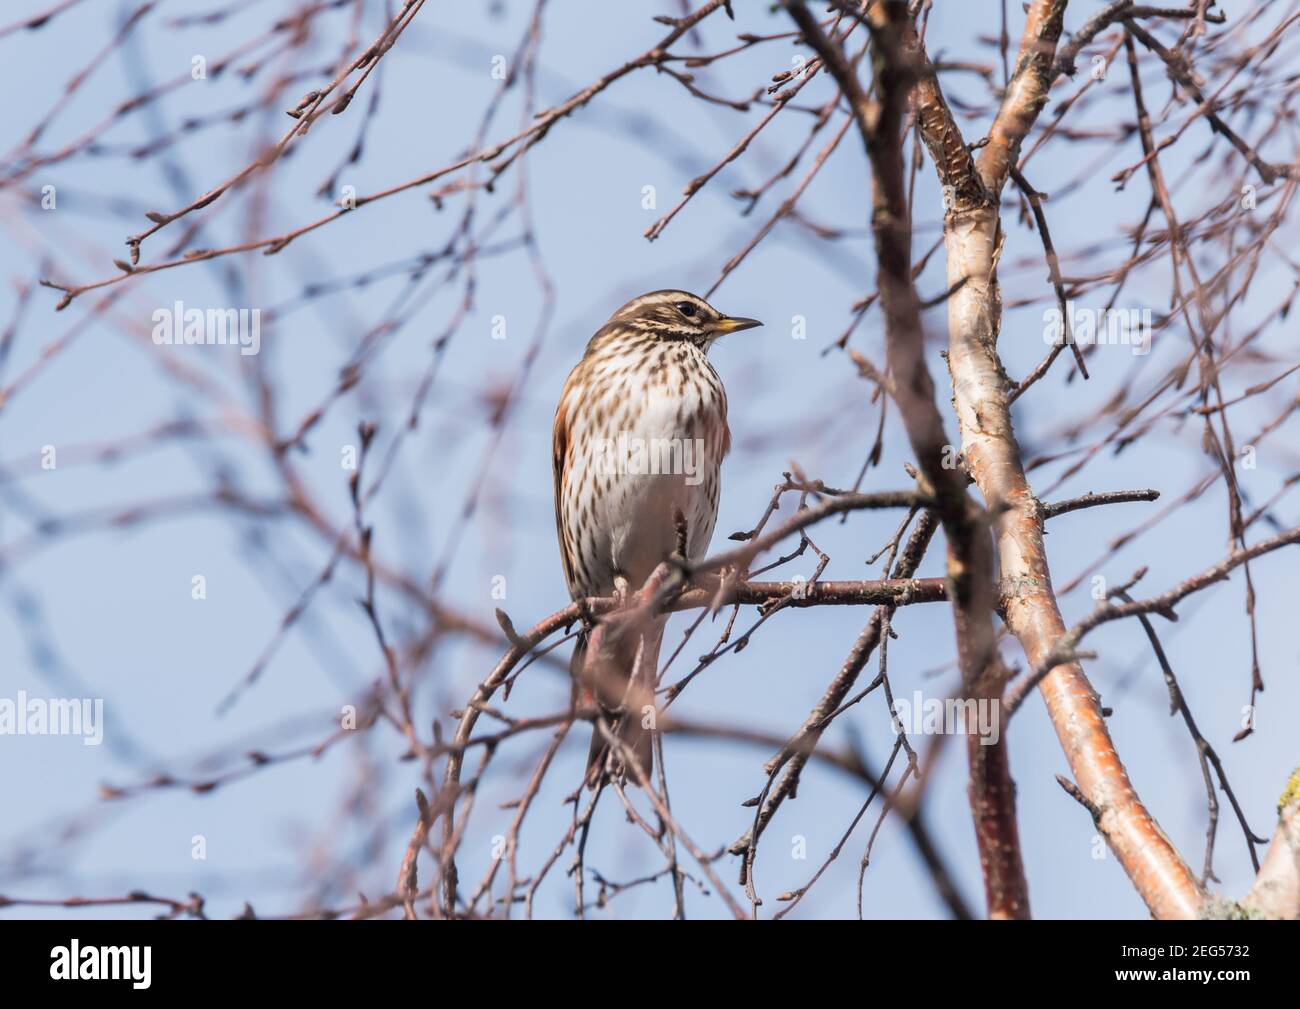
[{"x1": 611, "y1": 291, "x2": 717, "y2": 320}]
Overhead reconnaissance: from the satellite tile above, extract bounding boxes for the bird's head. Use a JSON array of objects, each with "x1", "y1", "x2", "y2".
[{"x1": 606, "y1": 290, "x2": 762, "y2": 349}]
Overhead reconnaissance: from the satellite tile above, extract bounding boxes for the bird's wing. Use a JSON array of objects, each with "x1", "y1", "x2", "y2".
[{"x1": 552, "y1": 374, "x2": 580, "y2": 598}]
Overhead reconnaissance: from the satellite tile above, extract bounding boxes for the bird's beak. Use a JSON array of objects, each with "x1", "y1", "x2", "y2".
[{"x1": 708, "y1": 315, "x2": 763, "y2": 335}]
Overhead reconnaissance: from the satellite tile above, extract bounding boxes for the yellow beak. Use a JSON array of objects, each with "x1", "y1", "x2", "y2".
[{"x1": 707, "y1": 315, "x2": 763, "y2": 335}]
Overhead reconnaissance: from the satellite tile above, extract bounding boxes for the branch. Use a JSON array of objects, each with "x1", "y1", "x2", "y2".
[
  {"x1": 1052, "y1": 1, "x2": 1225, "y2": 82},
  {"x1": 1124, "y1": 17, "x2": 1282, "y2": 184},
  {"x1": 976, "y1": 0, "x2": 1068, "y2": 192},
  {"x1": 1008, "y1": 166, "x2": 1089, "y2": 381},
  {"x1": 1039, "y1": 487, "x2": 1159, "y2": 520},
  {"x1": 40, "y1": 0, "x2": 738, "y2": 309},
  {"x1": 1006, "y1": 523, "x2": 1300, "y2": 713},
  {"x1": 728, "y1": 510, "x2": 939, "y2": 874},
  {"x1": 438, "y1": 484, "x2": 932, "y2": 912}
]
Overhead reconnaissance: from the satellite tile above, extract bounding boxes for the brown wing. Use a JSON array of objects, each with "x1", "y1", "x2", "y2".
[{"x1": 552, "y1": 375, "x2": 580, "y2": 599}]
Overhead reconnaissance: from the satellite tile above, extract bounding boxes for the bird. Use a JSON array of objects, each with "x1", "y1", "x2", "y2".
[{"x1": 552, "y1": 290, "x2": 761, "y2": 787}]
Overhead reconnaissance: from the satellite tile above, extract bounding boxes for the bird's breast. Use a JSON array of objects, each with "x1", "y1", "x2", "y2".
[{"x1": 559, "y1": 349, "x2": 729, "y2": 594}]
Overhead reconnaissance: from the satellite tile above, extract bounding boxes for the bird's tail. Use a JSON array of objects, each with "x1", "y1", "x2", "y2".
[{"x1": 576, "y1": 616, "x2": 665, "y2": 788}]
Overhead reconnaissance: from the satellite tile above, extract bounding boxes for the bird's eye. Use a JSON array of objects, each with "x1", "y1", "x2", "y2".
[{"x1": 676, "y1": 301, "x2": 697, "y2": 317}]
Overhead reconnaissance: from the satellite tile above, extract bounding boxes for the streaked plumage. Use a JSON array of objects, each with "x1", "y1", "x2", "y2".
[{"x1": 552, "y1": 290, "x2": 760, "y2": 785}]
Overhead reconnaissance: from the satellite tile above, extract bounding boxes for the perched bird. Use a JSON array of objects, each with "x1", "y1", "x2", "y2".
[{"x1": 552, "y1": 290, "x2": 761, "y2": 785}]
